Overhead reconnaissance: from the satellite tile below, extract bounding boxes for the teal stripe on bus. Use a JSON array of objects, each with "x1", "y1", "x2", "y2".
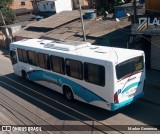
[
  {"x1": 122, "y1": 82, "x2": 141, "y2": 93},
  {"x1": 27, "y1": 70, "x2": 107, "y2": 103}
]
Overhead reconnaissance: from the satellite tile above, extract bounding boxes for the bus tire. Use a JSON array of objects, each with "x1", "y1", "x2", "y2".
[
  {"x1": 22, "y1": 70, "x2": 29, "y2": 80},
  {"x1": 63, "y1": 86, "x2": 74, "y2": 101}
]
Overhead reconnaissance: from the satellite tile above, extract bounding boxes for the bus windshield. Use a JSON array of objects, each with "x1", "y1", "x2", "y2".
[{"x1": 116, "y1": 56, "x2": 144, "y2": 80}]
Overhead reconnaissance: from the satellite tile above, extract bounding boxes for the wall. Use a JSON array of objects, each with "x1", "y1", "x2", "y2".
[
  {"x1": 72, "y1": 0, "x2": 79, "y2": 9},
  {"x1": 55, "y1": 0, "x2": 72, "y2": 13},
  {"x1": 31, "y1": 0, "x2": 39, "y2": 14},
  {"x1": 0, "y1": 31, "x2": 6, "y2": 48},
  {"x1": 151, "y1": 36, "x2": 160, "y2": 70},
  {"x1": 37, "y1": 1, "x2": 56, "y2": 12},
  {"x1": 11, "y1": 0, "x2": 33, "y2": 10},
  {"x1": 145, "y1": 0, "x2": 160, "y2": 12},
  {"x1": 72, "y1": 0, "x2": 101, "y2": 9}
]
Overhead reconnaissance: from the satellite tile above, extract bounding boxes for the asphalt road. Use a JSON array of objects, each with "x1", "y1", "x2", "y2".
[{"x1": 0, "y1": 50, "x2": 160, "y2": 134}]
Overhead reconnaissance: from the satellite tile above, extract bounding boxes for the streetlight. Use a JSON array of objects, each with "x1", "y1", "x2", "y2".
[{"x1": 79, "y1": 0, "x2": 86, "y2": 41}]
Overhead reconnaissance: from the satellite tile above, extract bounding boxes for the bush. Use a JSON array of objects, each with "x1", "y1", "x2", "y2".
[{"x1": 0, "y1": 0, "x2": 15, "y2": 26}]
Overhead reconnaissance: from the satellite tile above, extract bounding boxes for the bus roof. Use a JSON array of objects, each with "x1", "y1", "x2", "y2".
[{"x1": 10, "y1": 39, "x2": 144, "y2": 64}]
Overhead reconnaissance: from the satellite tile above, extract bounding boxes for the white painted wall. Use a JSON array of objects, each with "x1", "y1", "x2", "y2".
[
  {"x1": 37, "y1": 0, "x2": 56, "y2": 12},
  {"x1": 55, "y1": 0, "x2": 72, "y2": 13},
  {"x1": 37, "y1": 0, "x2": 72, "y2": 13}
]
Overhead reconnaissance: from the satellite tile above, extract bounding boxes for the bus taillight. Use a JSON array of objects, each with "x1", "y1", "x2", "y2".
[{"x1": 114, "y1": 92, "x2": 119, "y2": 103}]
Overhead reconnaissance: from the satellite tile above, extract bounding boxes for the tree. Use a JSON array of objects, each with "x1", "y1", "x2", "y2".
[{"x1": 0, "y1": 0, "x2": 15, "y2": 26}]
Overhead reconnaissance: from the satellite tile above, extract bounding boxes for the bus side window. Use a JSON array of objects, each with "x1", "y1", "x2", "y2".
[
  {"x1": 17, "y1": 49, "x2": 23, "y2": 62},
  {"x1": 65, "y1": 60, "x2": 70, "y2": 76},
  {"x1": 22, "y1": 49, "x2": 28, "y2": 63},
  {"x1": 10, "y1": 50, "x2": 17, "y2": 64},
  {"x1": 17, "y1": 49, "x2": 28, "y2": 63},
  {"x1": 66, "y1": 59, "x2": 83, "y2": 80},
  {"x1": 50, "y1": 55, "x2": 65, "y2": 74},
  {"x1": 28, "y1": 51, "x2": 38, "y2": 66},
  {"x1": 84, "y1": 63, "x2": 105, "y2": 86},
  {"x1": 34, "y1": 52, "x2": 39, "y2": 66},
  {"x1": 37, "y1": 53, "x2": 50, "y2": 70},
  {"x1": 46, "y1": 54, "x2": 51, "y2": 70}
]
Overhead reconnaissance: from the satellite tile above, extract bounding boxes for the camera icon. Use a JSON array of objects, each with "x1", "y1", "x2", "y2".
[{"x1": 2, "y1": 126, "x2": 11, "y2": 131}]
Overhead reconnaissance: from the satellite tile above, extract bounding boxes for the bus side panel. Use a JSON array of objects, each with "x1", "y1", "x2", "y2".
[{"x1": 26, "y1": 69, "x2": 110, "y2": 109}]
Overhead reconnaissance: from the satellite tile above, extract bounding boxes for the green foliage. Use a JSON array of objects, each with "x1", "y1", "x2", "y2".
[
  {"x1": 0, "y1": 0, "x2": 15, "y2": 26},
  {"x1": 97, "y1": 8, "x2": 105, "y2": 16}
]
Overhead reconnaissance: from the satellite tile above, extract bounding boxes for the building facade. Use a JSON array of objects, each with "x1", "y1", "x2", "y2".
[
  {"x1": 131, "y1": 0, "x2": 160, "y2": 70},
  {"x1": 10, "y1": 0, "x2": 33, "y2": 10},
  {"x1": 145, "y1": 0, "x2": 160, "y2": 14},
  {"x1": 31, "y1": 0, "x2": 73, "y2": 14}
]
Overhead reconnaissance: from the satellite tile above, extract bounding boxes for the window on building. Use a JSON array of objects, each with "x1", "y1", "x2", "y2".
[
  {"x1": 51, "y1": 2, "x2": 55, "y2": 9},
  {"x1": 66, "y1": 59, "x2": 83, "y2": 80},
  {"x1": 51, "y1": 55, "x2": 65, "y2": 74},
  {"x1": 17, "y1": 49, "x2": 28, "y2": 63},
  {"x1": 21, "y1": 2, "x2": 25, "y2": 6},
  {"x1": 53, "y1": 2, "x2": 55, "y2": 6},
  {"x1": 51, "y1": 4, "x2": 53, "y2": 9},
  {"x1": 28, "y1": 51, "x2": 38, "y2": 66},
  {"x1": 37, "y1": 53, "x2": 50, "y2": 70},
  {"x1": 43, "y1": 4, "x2": 46, "y2": 9},
  {"x1": 84, "y1": 63, "x2": 105, "y2": 86}
]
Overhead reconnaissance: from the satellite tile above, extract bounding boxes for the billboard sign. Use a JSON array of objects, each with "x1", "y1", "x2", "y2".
[{"x1": 131, "y1": 15, "x2": 160, "y2": 35}]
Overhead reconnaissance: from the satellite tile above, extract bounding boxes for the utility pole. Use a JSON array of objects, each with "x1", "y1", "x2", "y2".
[
  {"x1": 79, "y1": 0, "x2": 86, "y2": 41},
  {"x1": 0, "y1": 11, "x2": 10, "y2": 36},
  {"x1": 133, "y1": 0, "x2": 137, "y2": 23},
  {"x1": 0, "y1": 11, "x2": 6, "y2": 26}
]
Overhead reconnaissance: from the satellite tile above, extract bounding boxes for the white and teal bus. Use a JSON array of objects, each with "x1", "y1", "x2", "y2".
[{"x1": 9, "y1": 39, "x2": 145, "y2": 111}]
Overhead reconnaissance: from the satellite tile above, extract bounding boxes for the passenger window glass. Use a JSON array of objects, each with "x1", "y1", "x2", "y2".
[
  {"x1": 17, "y1": 49, "x2": 28, "y2": 63},
  {"x1": 28, "y1": 51, "x2": 38, "y2": 66},
  {"x1": 84, "y1": 63, "x2": 105, "y2": 86},
  {"x1": 22, "y1": 50, "x2": 28, "y2": 63},
  {"x1": 116, "y1": 56, "x2": 144, "y2": 80},
  {"x1": 51, "y1": 55, "x2": 65, "y2": 74},
  {"x1": 37, "y1": 53, "x2": 50, "y2": 70},
  {"x1": 66, "y1": 59, "x2": 83, "y2": 80},
  {"x1": 17, "y1": 49, "x2": 23, "y2": 62}
]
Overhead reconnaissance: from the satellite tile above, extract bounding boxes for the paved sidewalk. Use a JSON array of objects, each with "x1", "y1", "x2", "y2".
[
  {"x1": 145, "y1": 69, "x2": 160, "y2": 88},
  {"x1": 0, "y1": 47, "x2": 9, "y2": 57},
  {"x1": 142, "y1": 69, "x2": 160, "y2": 105}
]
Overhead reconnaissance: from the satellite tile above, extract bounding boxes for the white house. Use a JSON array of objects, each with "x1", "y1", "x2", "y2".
[{"x1": 37, "y1": 0, "x2": 73, "y2": 13}]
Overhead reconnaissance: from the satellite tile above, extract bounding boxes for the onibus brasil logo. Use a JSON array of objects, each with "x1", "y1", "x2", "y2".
[{"x1": 138, "y1": 17, "x2": 160, "y2": 31}]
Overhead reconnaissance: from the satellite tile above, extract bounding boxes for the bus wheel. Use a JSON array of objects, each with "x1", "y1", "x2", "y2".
[
  {"x1": 22, "y1": 70, "x2": 29, "y2": 80},
  {"x1": 63, "y1": 87, "x2": 74, "y2": 101}
]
